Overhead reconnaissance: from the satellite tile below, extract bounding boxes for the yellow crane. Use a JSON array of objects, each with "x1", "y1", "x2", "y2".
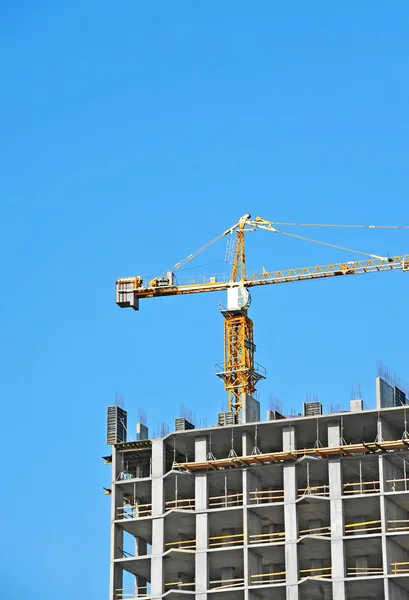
[{"x1": 116, "y1": 214, "x2": 409, "y2": 423}]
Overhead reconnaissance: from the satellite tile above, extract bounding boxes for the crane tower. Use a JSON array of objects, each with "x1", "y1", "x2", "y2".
[{"x1": 116, "y1": 213, "x2": 409, "y2": 422}]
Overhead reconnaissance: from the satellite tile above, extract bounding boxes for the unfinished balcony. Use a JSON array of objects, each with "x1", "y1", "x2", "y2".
[
  {"x1": 208, "y1": 549, "x2": 244, "y2": 591},
  {"x1": 386, "y1": 494, "x2": 409, "y2": 535},
  {"x1": 344, "y1": 495, "x2": 381, "y2": 537},
  {"x1": 297, "y1": 495, "x2": 330, "y2": 539},
  {"x1": 248, "y1": 544, "x2": 285, "y2": 588},
  {"x1": 384, "y1": 450, "x2": 409, "y2": 493},
  {"x1": 116, "y1": 441, "x2": 152, "y2": 481},
  {"x1": 342, "y1": 454, "x2": 380, "y2": 497},
  {"x1": 345, "y1": 536, "x2": 383, "y2": 578},
  {"x1": 296, "y1": 455, "x2": 329, "y2": 499},
  {"x1": 116, "y1": 490, "x2": 152, "y2": 520},
  {"x1": 114, "y1": 556, "x2": 151, "y2": 598},
  {"x1": 114, "y1": 581, "x2": 151, "y2": 599},
  {"x1": 164, "y1": 551, "x2": 195, "y2": 594},
  {"x1": 114, "y1": 584, "x2": 151, "y2": 600},
  {"x1": 164, "y1": 471, "x2": 195, "y2": 513},
  {"x1": 115, "y1": 512, "x2": 152, "y2": 556},
  {"x1": 247, "y1": 464, "x2": 284, "y2": 505},
  {"x1": 208, "y1": 507, "x2": 244, "y2": 549},
  {"x1": 298, "y1": 537, "x2": 332, "y2": 581},
  {"x1": 247, "y1": 503, "x2": 285, "y2": 545},
  {"x1": 208, "y1": 469, "x2": 243, "y2": 509},
  {"x1": 164, "y1": 510, "x2": 195, "y2": 552},
  {"x1": 386, "y1": 533, "x2": 409, "y2": 577}
]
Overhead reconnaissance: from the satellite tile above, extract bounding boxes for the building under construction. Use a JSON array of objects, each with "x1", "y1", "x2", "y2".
[
  {"x1": 106, "y1": 376, "x2": 409, "y2": 600},
  {"x1": 107, "y1": 214, "x2": 409, "y2": 599}
]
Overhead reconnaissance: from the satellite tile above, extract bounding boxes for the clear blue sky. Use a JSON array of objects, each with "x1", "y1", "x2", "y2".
[{"x1": 1, "y1": 2, "x2": 408, "y2": 598}]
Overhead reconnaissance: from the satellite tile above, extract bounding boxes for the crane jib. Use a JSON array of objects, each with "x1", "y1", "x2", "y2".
[{"x1": 116, "y1": 254, "x2": 409, "y2": 302}]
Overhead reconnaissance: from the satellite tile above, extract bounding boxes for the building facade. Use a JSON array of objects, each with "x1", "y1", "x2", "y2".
[{"x1": 107, "y1": 385, "x2": 409, "y2": 600}]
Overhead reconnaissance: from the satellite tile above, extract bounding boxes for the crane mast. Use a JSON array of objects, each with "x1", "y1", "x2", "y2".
[
  {"x1": 216, "y1": 213, "x2": 264, "y2": 420},
  {"x1": 116, "y1": 214, "x2": 409, "y2": 423}
]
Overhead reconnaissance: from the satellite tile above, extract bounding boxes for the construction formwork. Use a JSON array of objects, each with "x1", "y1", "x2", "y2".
[{"x1": 108, "y1": 403, "x2": 409, "y2": 600}]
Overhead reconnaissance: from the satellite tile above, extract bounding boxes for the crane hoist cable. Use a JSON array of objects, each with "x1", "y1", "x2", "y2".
[
  {"x1": 254, "y1": 220, "x2": 409, "y2": 229},
  {"x1": 255, "y1": 227, "x2": 387, "y2": 260}
]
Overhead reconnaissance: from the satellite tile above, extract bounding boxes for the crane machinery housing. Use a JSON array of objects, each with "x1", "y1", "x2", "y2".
[{"x1": 116, "y1": 214, "x2": 409, "y2": 423}]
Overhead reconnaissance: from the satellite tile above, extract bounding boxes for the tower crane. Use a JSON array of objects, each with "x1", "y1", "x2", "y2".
[{"x1": 116, "y1": 214, "x2": 409, "y2": 423}]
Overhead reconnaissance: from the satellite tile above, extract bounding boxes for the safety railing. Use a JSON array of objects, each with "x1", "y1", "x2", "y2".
[
  {"x1": 298, "y1": 484, "x2": 329, "y2": 497},
  {"x1": 165, "y1": 497, "x2": 195, "y2": 511},
  {"x1": 386, "y1": 477, "x2": 409, "y2": 492},
  {"x1": 249, "y1": 530, "x2": 285, "y2": 544},
  {"x1": 209, "y1": 577, "x2": 245, "y2": 590},
  {"x1": 299, "y1": 524, "x2": 331, "y2": 537},
  {"x1": 387, "y1": 519, "x2": 409, "y2": 532},
  {"x1": 249, "y1": 489, "x2": 284, "y2": 503},
  {"x1": 117, "y1": 503, "x2": 152, "y2": 519},
  {"x1": 300, "y1": 566, "x2": 332, "y2": 579},
  {"x1": 392, "y1": 561, "x2": 409, "y2": 574},
  {"x1": 164, "y1": 581, "x2": 195, "y2": 590},
  {"x1": 165, "y1": 538, "x2": 196, "y2": 551},
  {"x1": 344, "y1": 520, "x2": 382, "y2": 535},
  {"x1": 209, "y1": 533, "x2": 244, "y2": 548},
  {"x1": 208, "y1": 492, "x2": 243, "y2": 508},
  {"x1": 347, "y1": 566, "x2": 383, "y2": 577},
  {"x1": 250, "y1": 571, "x2": 286, "y2": 584},
  {"x1": 343, "y1": 480, "x2": 380, "y2": 495},
  {"x1": 115, "y1": 587, "x2": 150, "y2": 599}
]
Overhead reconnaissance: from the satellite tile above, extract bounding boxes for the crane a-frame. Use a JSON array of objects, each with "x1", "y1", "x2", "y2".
[{"x1": 116, "y1": 214, "x2": 409, "y2": 423}]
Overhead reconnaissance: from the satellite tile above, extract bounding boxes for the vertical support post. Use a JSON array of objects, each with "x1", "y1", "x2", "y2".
[
  {"x1": 242, "y1": 430, "x2": 253, "y2": 598},
  {"x1": 328, "y1": 421, "x2": 346, "y2": 600},
  {"x1": 359, "y1": 460, "x2": 363, "y2": 494},
  {"x1": 283, "y1": 425, "x2": 299, "y2": 600},
  {"x1": 379, "y1": 455, "x2": 390, "y2": 600},
  {"x1": 109, "y1": 447, "x2": 124, "y2": 600},
  {"x1": 151, "y1": 439, "x2": 164, "y2": 597},
  {"x1": 195, "y1": 436, "x2": 208, "y2": 600}
]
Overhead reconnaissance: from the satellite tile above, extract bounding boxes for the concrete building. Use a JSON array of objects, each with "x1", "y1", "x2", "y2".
[{"x1": 106, "y1": 379, "x2": 409, "y2": 600}]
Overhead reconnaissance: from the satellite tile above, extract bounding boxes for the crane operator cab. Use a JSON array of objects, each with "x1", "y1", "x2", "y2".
[{"x1": 149, "y1": 271, "x2": 176, "y2": 288}]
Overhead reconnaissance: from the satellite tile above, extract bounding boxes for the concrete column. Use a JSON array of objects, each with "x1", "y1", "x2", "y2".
[
  {"x1": 242, "y1": 430, "x2": 254, "y2": 457},
  {"x1": 151, "y1": 439, "x2": 164, "y2": 516},
  {"x1": 283, "y1": 425, "x2": 299, "y2": 600},
  {"x1": 151, "y1": 518, "x2": 164, "y2": 596},
  {"x1": 195, "y1": 437, "x2": 208, "y2": 511},
  {"x1": 151, "y1": 439, "x2": 164, "y2": 597},
  {"x1": 195, "y1": 436, "x2": 208, "y2": 597},
  {"x1": 328, "y1": 421, "x2": 346, "y2": 600},
  {"x1": 242, "y1": 429, "x2": 254, "y2": 594},
  {"x1": 379, "y1": 416, "x2": 399, "y2": 442},
  {"x1": 379, "y1": 455, "x2": 390, "y2": 600},
  {"x1": 109, "y1": 446, "x2": 124, "y2": 600},
  {"x1": 241, "y1": 393, "x2": 260, "y2": 423}
]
